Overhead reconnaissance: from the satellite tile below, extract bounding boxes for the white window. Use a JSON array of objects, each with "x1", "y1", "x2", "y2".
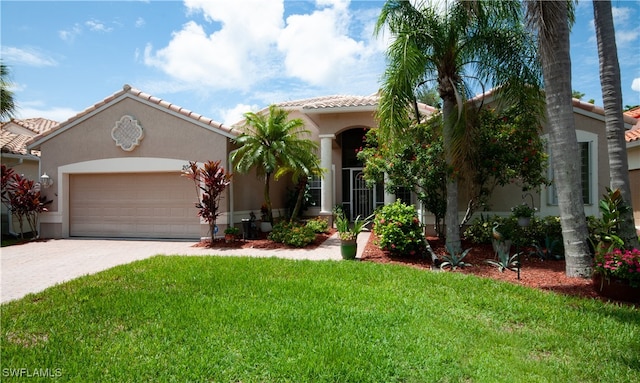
[
  {"x1": 308, "y1": 175, "x2": 321, "y2": 206},
  {"x1": 546, "y1": 131, "x2": 597, "y2": 206}
]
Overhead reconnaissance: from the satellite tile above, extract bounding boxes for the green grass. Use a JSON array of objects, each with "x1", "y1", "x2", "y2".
[{"x1": 2, "y1": 256, "x2": 639, "y2": 382}]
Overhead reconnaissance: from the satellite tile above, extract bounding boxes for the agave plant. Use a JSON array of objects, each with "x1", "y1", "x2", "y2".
[
  {"x1": 486, "y1": 248, "x2": 520, "y2": 273},
  {"x1": 439, "y1": 245, "x2": 472, "y2": 271}
]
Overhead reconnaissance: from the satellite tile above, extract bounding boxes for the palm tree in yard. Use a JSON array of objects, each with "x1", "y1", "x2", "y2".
[
  {"x1": 230, "y1": 105, "x2": 319, "y2": 223},
  {"x1": 524, "y1": 1, "x2": 592, "y2": 277},
  {"x1": 593, "y1": 0, "x2": 639, "y2": 249},
  {"x1": 275, "y1": 149, "x2": 324, "y2": 222},
  {"x1": 375, "y1": 0, "x2": 544, "y2": 253},
  {"x1": 1, "y1": 61, "x2": 17, "y2": 121}
]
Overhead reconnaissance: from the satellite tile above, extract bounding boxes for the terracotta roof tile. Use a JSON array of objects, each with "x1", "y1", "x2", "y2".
[
  {"x1": 27, "y1": 84, "x2": 233, "y2": 148},
  {"x1": 1, "y1": 118, "x2": 58, "y2": 156},
  {"x1": 625, "y1": 107, "x2": 640, "y2": 119}
]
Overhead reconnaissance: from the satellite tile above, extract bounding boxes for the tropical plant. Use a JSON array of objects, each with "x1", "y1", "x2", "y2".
[
  {"x1": 230, "y1": 105, "x2": 318, "y2": 224},
  {"x1": 372, "y1": 200, "x2": 427, "y2": 257},
  {"x1": 1, "y1": 165, "x2": 51, "y2": 238},
  {"x1": 530, "y1": 236, "x2": 562, "y2": 261},
  {"x1": 375, "y1": 0, "x2": 544, "y2": 254},
  {"x1": 182, "y1": 160, "x2": 232, "y2": 244},
  {"x1": 439, "y1": 245, "x2": 472, "y2": 271},
  {"x1": 0, "y1": 61, "x2": 16, "y2": 121},
  {"x1": 593, "y1": 248, "x2": 640, "y2": 288},
  {"x1": 335, "y1": 209, "x2": 371, "y2": 242},
  {"x1": 275, "y1": 148, "x2": 324, "y2": 222},
  {"x1": 486, "y1": 248, "x2": 520, "y2": 273},
  {"x1": 589, "y1": 188, "x2": 628, "y2": 256},
  {"x1": 593, "y1": 0, "x2": 639, "y2": 250}
]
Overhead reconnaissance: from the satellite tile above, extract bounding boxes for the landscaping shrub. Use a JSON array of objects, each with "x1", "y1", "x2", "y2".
[
  {"x1": 269, "y1": 221, "x2": 316, "y2": 248},
  {"x1": 304, "y1": 217, "x2": 329, "y2": 234},
  {"x1": 373, "y1": 200, "x2": 426, "y2": 257}
]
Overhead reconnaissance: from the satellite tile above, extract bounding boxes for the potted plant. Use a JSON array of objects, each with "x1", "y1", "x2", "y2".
[
  {"x1": 511, "y1": 203, "x2": 536, "y2": 227},
  {"x1": 259, "y1": 204, "x2": 272, "y2": 232},
  {"x1": 593, "y1": 248, "x2": 640, "y2": 303},
  {"x1": 335, "y1": 209, "x2": 371, "y2": 260},
  {"x1": 224, "y1": 226, "x2": 240, "y2": 243}
]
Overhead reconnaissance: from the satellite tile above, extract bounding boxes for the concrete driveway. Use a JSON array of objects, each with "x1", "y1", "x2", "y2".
[{"x1": 1, "y1": 233, "x2": 369, "y2": 304}]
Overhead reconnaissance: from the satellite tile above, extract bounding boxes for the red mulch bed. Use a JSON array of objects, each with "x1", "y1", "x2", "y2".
[
  {"x1": 193, "y1": 230, "x2": 635, "y2": 306},
  {"x1": 361, "y1": 233, "x2": 638, "y2": 306}
]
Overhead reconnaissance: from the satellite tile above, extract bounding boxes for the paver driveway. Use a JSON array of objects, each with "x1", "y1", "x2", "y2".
[{"x1": 1, "y1": 234, "x2": 365, "y2": 303}]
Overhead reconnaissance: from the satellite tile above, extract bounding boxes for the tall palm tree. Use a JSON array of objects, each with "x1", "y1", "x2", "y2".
[
  {"x1": 375, "y1": 0, "x2": 543, "y2": 252},
  {"x1": 230, "y1": 104, "x2": 319, "y2": 223},
  {"x1": 525, "y1": 1, "x2": 592, "y2": 277},
  {"x1": 593, "y1": 0, "x2": 639, "y2": 249},
  {"x1": 1, "y1": 61, "x2": 17, "y2": 121}
]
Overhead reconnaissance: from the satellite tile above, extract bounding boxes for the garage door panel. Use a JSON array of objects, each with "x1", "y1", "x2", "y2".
[{"x1": 70, "y1": 173, "x2": 201, "y2": 239}]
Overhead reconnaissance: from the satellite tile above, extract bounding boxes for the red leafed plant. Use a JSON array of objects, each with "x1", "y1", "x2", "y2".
[
  {"x1": 1, "y1": 164, "x2": 52, "y2": 239},
  {"x1": 182, "y1": 160, "x2": 232, "y2": 243}
]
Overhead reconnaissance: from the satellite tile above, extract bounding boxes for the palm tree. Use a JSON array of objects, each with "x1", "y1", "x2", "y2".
[
  {"x1": 274, "y1": 149, "x2": 324, "y2": 222},
  {"x1": 1, "y1": 61, "x2": 17, "y2": 121},
  {"x1": 593, "y1": 0, "x2": 639, "y2": 249},
  {"x1": 375, "y1": 0, "x2": 543, "y2": 253},
  {"x1": 230, "y1": 105, "x2": 319, "y2": 223},
  {"x1": 524, "y1": 1, "x2": 592, "y2": 277}
]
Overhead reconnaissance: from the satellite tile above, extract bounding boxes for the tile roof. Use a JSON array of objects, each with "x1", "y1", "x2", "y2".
[
  {"x1": 277, "y1": 95, "x2": 380, "y2": 110},
  {"x1": 625, "y1": 106, "x2": 640, "y2": 119},
  {"x1": 1, "y1": 118, "x2": 58, "y2": 156},
  {"x1": 27, "y1": 84, "x2": 233, "y2": 148}
]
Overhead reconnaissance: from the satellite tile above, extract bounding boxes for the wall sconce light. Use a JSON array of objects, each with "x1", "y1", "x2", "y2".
[{"x1": 40, "y1": 173, "x2": 53, "y2": 188}]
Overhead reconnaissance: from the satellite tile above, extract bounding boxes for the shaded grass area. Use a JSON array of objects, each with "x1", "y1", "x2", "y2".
[{"x1": 2, "y1": 256, "x2": 639, "y2": 382}]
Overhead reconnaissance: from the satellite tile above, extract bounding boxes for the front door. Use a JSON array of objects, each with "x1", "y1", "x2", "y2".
[{"x1": 353, "y1": 170, "x2": 373, "y2": 219}]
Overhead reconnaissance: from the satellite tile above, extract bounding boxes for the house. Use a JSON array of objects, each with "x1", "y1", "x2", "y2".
[
  {"x1": 624, "y1": 107, "x2": 640, "y2": 228},
  {"x1": 1, "y1": 118, "x2": 58, "y2": 235},
  {"x1": 22, "y1": 84, "x2": 638, "y2": 239},
  {"x1": 460, "y1": 98, "x2": 639, "y2": 233}
]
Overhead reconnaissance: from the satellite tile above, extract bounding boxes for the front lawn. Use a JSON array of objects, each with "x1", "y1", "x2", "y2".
[{"x1": 2, "y1": 256, "x2": 638, "y2": 382}]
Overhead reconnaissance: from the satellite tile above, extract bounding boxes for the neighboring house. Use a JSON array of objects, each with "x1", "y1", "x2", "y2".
[
  {"x1": 624, "y1": 107, "x2": 640, "y2": 229},
  {"x1": 23, "y1": 84, "x2": 638, "y2": 239},
  {"x1": 1, "y1": 118, "x2": 58, "y2": 235}
]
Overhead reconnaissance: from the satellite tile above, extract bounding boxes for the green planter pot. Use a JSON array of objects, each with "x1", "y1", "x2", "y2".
[
  {"x1": 593, "y1": 272, "x2": 640, "y2": 303},
  {"x1": 340, "y1": 239, "x2": 357, "y2": 260}
]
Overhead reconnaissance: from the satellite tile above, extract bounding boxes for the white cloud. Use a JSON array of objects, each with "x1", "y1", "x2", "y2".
[
  {"x1": 0, "y1": 47, "x2": 58, "y2": 67},
  {"x1": 277, "y1": 4, "x2": 366, "y2": 85},
  {"x1": 135, "y1": 17, "x2": 146, "y2": 28},
  {"x1": 612, "y1": 7, "x2": 631, "y2": 25},
  {"x1": 144, "y1": 1, "x2": 284, "y2": 91},
  {"x1": 220, "y1": 103, "x2": 259, "y2": 126},
  {"x1": 143, "y1": 0, "x2": 384, "y2": 96},
  {"x1": 85, "y1": 19, "x2": 113, "y2": 33},
  {"x1": 15, "y1": 104, "x2": 78, "y2": 122},
  {"x1": 632, "y1": 78, "x2": 640, "y2": 92},
  {"x1": 59, "y1": 24, "x2": 82, "y2": 42}
]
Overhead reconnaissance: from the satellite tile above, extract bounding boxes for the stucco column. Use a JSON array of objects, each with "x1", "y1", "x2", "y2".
[
  {"x1": 384, "y1": 172, "x2": 395, "y2": 205},
  {"x1": 319, "y1": 134, "x2": 335, "y2": 216}
]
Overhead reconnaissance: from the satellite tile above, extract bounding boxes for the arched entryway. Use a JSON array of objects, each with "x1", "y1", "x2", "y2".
[{"x1": 338, "y1": 128, "x2": 384, "y2": 220}]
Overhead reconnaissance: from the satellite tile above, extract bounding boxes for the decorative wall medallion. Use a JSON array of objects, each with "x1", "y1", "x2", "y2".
[{"x1": 111, "y1": 115, "x2": 144, "y2": 151}]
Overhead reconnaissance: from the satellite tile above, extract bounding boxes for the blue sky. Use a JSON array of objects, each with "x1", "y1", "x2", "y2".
[{"x1": 2, "y1": 0, "x2": 639, "y2": 126}]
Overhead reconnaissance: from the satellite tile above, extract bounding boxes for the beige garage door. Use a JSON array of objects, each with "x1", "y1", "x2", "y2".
[{"x1": 70, "y1": 173, "x2": 201, "y2": 239}]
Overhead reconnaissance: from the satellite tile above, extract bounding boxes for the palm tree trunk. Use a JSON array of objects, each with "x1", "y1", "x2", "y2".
[
  {"x1": 540, "y1": 1, "x2": 592, "y2": 277},
  {"x1": 442, "y1": 97, "x2": 461, "y2": 254},
  {"x1": 290, "y1": 179, "x2": 307, "y2": 223},
  {"x1": 264, "y1": 172, "x2": 273, "y2": 222},
  {"x1": 593, "y1": 0, "x2": 640, "y2": 249}
]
